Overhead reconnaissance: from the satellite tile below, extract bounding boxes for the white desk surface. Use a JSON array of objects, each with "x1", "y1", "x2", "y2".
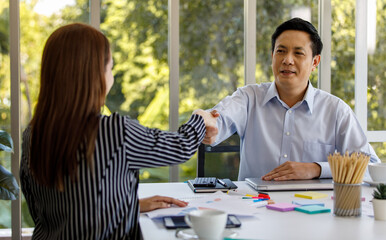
[{"x1": 138, "y1": 181, "x2": 386, "y2": 240}]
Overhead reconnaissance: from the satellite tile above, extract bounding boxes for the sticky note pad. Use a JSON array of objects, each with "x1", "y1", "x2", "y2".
[
  {"x1": 294, "y1": 192, "x2": 328, "y2": 199},
  {"x1": 266, "y1": 203, "x2": 300, "y2": 212},
  {"x1": 294, "y1": 205, "x2": 331, "y2": 214},
  {"x1": 292, "y1": 199, "x2": 325, "y2": 207}
]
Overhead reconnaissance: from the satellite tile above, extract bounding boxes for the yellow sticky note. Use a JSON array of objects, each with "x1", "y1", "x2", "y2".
[{"x1": 294, "y1": 192, "x2": 329, "y2": 199}]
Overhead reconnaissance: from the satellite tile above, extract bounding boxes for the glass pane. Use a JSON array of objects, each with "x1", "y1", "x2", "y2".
[
  {"x1": 367, "y1": 0, "x2": 386, "y2": 131},
  {"x1": 256, "y1": 0, "x2": 319, "y2": 86},
  {"x1": 331, "y1": 0, "x2": 356, "y2": 109},
  {"x1": 101, "y1": 0, "x2": 170, "y2": 183},
  {"x1": 179, "y1": 0, "x2": 244, "y2": 182},
  {"x1": 0, "y1": 0, "x2": 11, "y2": 230},
  {"x1": 20, "y1": 0, "x2": 88, "y2": 228},
  {"x1": 203, "y1": 134, "x2": 240, "y2": 180},
  {"x1": 371, "y1": 142, "x2": 386, "y2": 163}
]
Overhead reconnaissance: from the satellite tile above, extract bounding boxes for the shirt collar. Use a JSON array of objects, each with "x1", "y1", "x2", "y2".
[
  {"x1": 262, "y1": 81, "x2": 315, "y2": 114},
  {"x1": 302, "y1": 82, "x2": 315, "y2": 114},
  {"x1": 262, "y1": 82, "x2": 280, "y2": 106}
]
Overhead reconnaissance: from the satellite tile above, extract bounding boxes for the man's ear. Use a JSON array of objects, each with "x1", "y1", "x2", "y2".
[{"x1": 311, "y1": 55, "x2": 321, "y2": 71}]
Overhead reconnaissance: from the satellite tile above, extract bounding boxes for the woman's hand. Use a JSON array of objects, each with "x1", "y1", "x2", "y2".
[{"x1": 139, "y1": 195, "x2": 188, "y2": 213}]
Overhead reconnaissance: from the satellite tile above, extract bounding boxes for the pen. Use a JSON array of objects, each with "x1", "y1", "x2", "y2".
[
  {"x1": 245, "y1": 194, "x2": 257, "y2": 197},
  {"x1": 242, "y1": 196, "x2": 268, "y2": 199},
  {"x1": 217, "y1": 179, "x2": 227, "y2": 187},
  {"x1": 258, "y1": 194, "x2": 270, "y2": 199},
  {"x1": 252, "y1": 201, "x2": 269, "y2": 208}
]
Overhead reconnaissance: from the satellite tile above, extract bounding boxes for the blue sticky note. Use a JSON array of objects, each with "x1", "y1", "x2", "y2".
[
  {"x1": 294, "y1": 205, "x2": 331, "y2": 214},
  {"x1": 292, "y1": 199, "x2": 325, "y2": 207}
]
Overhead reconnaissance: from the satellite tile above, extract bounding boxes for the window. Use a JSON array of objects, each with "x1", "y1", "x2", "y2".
[
  {"x1": 367, "y1": 0, "x2": 386, "y2": 162},
  {"x1": 3, "y1": 0, "x2": 386, "y2": 237},
  {"x1": 18, "y1": 0, "x2": 89, "y2": 231},
  {"x1": 178, "y1": 0, "x2": 244, "y2": 181},
  {"x1": 0, "y1": 0, "x2": 11, "y2": 230},
  {"x1": 331, "y1": 0, "x2": 355, "y2": 108},
  {"x1": 256, "y1": 0, "x2": 318, "y2": 85},
  {"x1": 100, "y1": 0, "x2": 170, "y2": 182},
  {"x1": 331, "y1": 0, "x2": 385, "y2": 162}
]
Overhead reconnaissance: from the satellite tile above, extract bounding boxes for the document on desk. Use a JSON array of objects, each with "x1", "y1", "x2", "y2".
[{"x1": 145, "y1": 191, "x2": 260, "y2": 219}]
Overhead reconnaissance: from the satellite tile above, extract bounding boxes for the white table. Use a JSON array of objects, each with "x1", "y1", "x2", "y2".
[{"x1": 138, "y1": 181, "x2": 386, "y2": 240}]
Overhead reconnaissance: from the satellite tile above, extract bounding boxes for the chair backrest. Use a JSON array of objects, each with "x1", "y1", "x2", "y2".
[{"x1": 197, "y1": 134, "x2": 240, "y2": 180}]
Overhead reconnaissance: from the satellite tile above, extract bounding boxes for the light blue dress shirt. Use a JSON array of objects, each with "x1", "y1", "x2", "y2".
[{"x1": 210, "y1": 82, "x2": 380, "y2": 180}]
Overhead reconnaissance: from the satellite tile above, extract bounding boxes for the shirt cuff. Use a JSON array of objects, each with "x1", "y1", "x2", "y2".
[
  {"x1": 187, "y1": 114, "x2": 206, "y2": 142},
  {"x1": 316, "y1": 162, "x2": 332, "y2": 179}
]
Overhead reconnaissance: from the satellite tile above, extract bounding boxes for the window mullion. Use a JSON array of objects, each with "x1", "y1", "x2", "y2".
[
  {"x1": 10, "y1": 0, "x2": 21, "y2": 239},
  {"x1": 355, "y1": 0, "x2": 368, "y2": 132},
  {"x1": 318, "y1": 0, "x2": 331, "y2": 93},
  {"x1": 244, "y1": 0, "x2": 256, "y2": 85},
  {"x1": 168, "y1": 0, "x2": 179, "y2": 182}
]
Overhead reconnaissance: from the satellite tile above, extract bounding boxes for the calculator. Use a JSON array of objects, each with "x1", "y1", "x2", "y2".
[{"x1": 192, "y1": 177, "x2": 217, "y2": 187}]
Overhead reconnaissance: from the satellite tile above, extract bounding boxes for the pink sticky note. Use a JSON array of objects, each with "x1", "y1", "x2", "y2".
[{"x1": 266, "y1": 203, "x2": 300, "y2": 212}]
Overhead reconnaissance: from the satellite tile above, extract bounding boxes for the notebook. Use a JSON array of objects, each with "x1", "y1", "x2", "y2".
[{"x1": 245, "y1": 178, "x2": 333, "y2": 191}]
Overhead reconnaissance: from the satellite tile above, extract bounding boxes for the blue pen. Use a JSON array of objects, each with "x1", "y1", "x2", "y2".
[{"x1": 253, "y1": 198, "x2": 269, "y2": 202}]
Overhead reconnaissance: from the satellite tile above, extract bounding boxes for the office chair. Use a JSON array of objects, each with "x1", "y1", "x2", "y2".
[{"x1": 197, "y1": 134, "x2": 240, "y2": 180}]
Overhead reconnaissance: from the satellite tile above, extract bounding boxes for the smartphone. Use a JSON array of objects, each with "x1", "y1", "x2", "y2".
[{"x1": 163, "y1": 214, "x2": 241, "y2": 229}]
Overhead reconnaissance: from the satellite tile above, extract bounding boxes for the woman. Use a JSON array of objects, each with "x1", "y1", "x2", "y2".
[{"x1": 20, "y1": 23, "x2": 217, "y2": 239}]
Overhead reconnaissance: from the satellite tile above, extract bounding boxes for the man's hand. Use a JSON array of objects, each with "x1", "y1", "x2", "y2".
[
  {"x1": 139, "y1": 195, "x2": 188, "y2": 213},
  {"x1": 192, "y1": 109, "x2": 220, "y2": 145},
  {"x1": 261, "y1": 161, "x2": 321, "y2": 181}
]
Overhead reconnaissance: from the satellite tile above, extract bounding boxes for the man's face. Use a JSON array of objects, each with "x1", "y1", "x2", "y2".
[{"x1": 271, "y1": 30, "x2": 320, "y2": 92}]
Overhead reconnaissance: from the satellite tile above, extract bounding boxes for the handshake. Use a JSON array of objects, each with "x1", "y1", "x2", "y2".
[{"x1": 192, "y1": 109, "x2": 220, "y2": 145}]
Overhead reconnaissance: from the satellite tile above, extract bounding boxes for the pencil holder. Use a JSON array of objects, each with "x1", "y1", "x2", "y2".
[{"x1": 333, "y1": 182, "x2": 362, "y2": 217}]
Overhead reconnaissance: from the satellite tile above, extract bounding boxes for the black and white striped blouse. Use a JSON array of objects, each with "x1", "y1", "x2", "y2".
[{"x1": 20, "y1": 113, "x2": 205, "y2": 239}]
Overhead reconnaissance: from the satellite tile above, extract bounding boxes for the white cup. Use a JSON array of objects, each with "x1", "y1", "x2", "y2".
[
  {"x1": 369, "y1": 163, "x2": 386, "y2": 182},
  {"x1": 184, "y1": 209, "x2": 227, "y2": 240}
]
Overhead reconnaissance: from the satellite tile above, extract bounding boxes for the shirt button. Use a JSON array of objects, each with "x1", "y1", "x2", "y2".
[
  {"x1": 288, "y1": 110, "x2": 292, "y2": 114},
  {"x1": 286, "y1": 132, "x2": 290, "y2": 136},
  {"x1": 284, "y1": 154, "x2": 288, "y2": 158}
]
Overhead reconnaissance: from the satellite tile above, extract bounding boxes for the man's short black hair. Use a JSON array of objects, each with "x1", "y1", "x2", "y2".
[{"x1": 271, "y1": 17, "x2": 323, "y2": 57}]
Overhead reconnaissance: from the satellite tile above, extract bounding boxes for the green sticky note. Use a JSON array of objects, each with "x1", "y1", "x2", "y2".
[{"x1": 295, "y1": 205, "x2": 331, "y2": 214}]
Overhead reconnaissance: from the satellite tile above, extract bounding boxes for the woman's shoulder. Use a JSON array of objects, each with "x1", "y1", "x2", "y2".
[
  {"x1": 99, "y1": 113, "x2": 141, "y2": 138},
  {"x1": 100, "y1": 112, "x2": 138, "y2": 126}
]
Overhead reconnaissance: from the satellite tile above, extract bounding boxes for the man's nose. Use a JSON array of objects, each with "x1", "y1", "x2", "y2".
[{"x1": 282, "y1": 54, "x2": 294, "y2": 65}]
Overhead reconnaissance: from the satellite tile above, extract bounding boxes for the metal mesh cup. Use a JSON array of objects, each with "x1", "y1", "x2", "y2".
[{"x1": 333, "y1": 182, "x2": 362, "y2": 217}]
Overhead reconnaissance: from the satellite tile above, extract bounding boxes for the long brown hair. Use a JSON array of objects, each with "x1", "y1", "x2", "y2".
[{"x1": 30, "y1": 23, "x2": 110, "y2": 190}]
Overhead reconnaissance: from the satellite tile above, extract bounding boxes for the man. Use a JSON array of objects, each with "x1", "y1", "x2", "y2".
[{"x1": 203, "y1": 18, "x2": 380, "y2": 181}]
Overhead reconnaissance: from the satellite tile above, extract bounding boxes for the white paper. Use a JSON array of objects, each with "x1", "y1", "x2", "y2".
[{"x1": 145, "y1": 191, "x2": 261, "y2": 219}]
